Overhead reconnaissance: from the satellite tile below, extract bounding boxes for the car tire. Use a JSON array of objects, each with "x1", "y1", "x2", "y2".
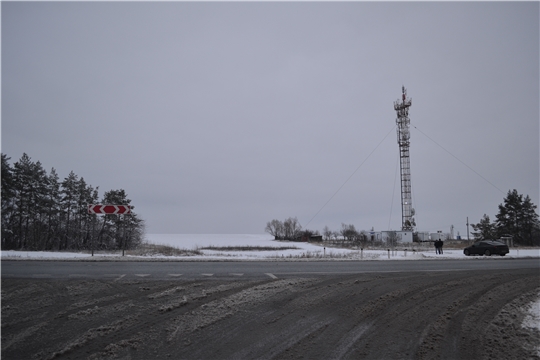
[
  {"x1": 464, "y1": 249, "x2": 470, "y2": 256},
  {"x1": 500, "y1": 253, "x2": 505, "y2": 256},
  {"x1": 484, "y1": 250, "x2": 491, "y2": 256}
]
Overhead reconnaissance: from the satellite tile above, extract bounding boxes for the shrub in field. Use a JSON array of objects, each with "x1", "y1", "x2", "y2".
[
  {"x1": 199, "y1": 246, "x2": 300, "y2": 251},
  {"x1": 127, "y1": 243, "x2": 202, "y2": 257}
]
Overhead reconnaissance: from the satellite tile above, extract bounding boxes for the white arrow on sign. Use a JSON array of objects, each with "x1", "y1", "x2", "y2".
[{"x1": 88, "y1": 205, "x2": 131, "y2": 214}]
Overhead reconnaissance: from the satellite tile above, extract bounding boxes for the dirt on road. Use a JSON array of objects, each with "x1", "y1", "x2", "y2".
[{"x1": 2, "y1": 268, "x2": 539, "y2": 360}]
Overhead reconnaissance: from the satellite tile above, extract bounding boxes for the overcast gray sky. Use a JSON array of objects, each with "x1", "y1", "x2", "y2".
[{"x1": 2, "y1": 2, "x2": 538, "y2": 237}]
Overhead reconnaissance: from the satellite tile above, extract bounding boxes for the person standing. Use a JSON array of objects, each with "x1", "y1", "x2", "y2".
[
  {"x1": 439, "y1": 239, "x2": 444, "y2": 254},
  {"x1": 434, "y1": 240, "x2": 439, "y2": 254}
]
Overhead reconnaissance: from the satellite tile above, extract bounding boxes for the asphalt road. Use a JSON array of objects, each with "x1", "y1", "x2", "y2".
[
  {"x1": 2, "y1": 264, "x2": 539, "y2": 360},
  {"x1": 2, "y1": 258, "x2": 539, "y2": 280}
]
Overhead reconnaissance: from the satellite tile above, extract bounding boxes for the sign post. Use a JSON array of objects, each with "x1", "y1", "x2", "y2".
[{"x1": 88, "y1": 205, "x2": 132, "y2": 256}]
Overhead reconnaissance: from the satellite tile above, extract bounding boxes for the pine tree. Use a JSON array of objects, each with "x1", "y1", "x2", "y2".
[
  {"x1": 1, "y1": 154, "x2": 16, "y2": 248},
  {"x1": 100, "y1": 189, "x2": 142, "y2": 250},
  {"x1": 495, "y1": 189, "x2": 539, "y2": 246},
  {"x1": 28, "y1": 160, "x2": 49, "y2": 249},
  {"x1": 520, "y1": 195, "x2": 539, "y2": 245},
  {"x1": 471, "y1": 214, "x2": 497, "y2": 240},
  {"x1": 13, "y1": 153, "x2": 35, "y2": 248},
  {"x1": 74, "y1": 177, "x2": 98, "y2": 249},
  {"x1": 1, "y1": 153, "x2": 145, "y2": 251},
  {"x1": 61, "y1": 171, "x2": 79, "y2": 250},
  {"x1": 45, "y1": 168, "x2": 62, "y2": 250}
]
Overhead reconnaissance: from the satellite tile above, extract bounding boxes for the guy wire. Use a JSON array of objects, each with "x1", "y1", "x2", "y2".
[
  {"x1": 412, "y1": 125, "x2": 505, "y2": 195},
  {"x1": 303, "y1": 125, "x2": 397, "y2": 229}
]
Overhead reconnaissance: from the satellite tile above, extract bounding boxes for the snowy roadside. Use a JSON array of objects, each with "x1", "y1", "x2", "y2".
[
  {"x1": 522, "y1": 291, "x2": 540, "y2": 357},
  {"x1": 2, "y1": 233, "x2": 539, "y2": 261},
  {"x1": 3, "y1": 248, "x2": 539, "y2": 262},
  {"x1": 2, "y1": 234, "x2": 538, "y2": 355}
]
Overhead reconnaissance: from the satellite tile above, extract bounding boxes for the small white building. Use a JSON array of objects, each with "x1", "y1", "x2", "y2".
[
  {"x1": 399, "y1": 231, "x2": 413, "y2": 243},
  {"x1": 380, "y1": 230, "x2": 414, "y2": 244}
]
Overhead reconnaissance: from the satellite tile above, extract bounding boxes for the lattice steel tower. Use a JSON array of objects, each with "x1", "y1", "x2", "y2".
[{"x1": 394, "y1": 86, "x2": 416, "y2": 231}]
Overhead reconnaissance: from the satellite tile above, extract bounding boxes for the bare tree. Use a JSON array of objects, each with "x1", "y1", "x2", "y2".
[
  {"x1": 265, "y1": 219, "x2": 284, "y2": 240},
  {"x1": 358, "y1": 231, "x2": 368, "y2": 248},
  {"x1": 322, "y1": 225, "x2": 332, "y2": 241},
  {"x1": 340, "y1": 223, "x2": 358, "y2": 242},
  {"x1": 386, "y1": 231, "x2": 401, "y2": 248},
  {"x1": 283, "y1": 217, "x2": 302, "y2": 240}
]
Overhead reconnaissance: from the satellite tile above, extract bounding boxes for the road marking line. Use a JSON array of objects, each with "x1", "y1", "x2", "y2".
[
  {"x1": 265, "y1": 273, "x2": 278, "y2": 279},
  {"x1": 114, "y1": 274, "x2": 126, "y2": 281},
  {"x1": 168, "y1": 274, "x2": 183, "y2": 277},
  {"x1": 201, "y1": 273, "x2": 214, "y2": 277},
  {"x1": 68, "y1": 274, "x2": 88, "y2": 278},
  {"x1": 33, "y1": 274, "x2": 52, "y2": 278},
  {"x1": 230, "y1": 273, "x2": 244, "y2": 276},
  {"x1": 135, "y1": 274, "x2": 150, "y2": 277}
]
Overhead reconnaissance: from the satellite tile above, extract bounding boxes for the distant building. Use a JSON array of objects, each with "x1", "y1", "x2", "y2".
[
  {"x1": 296, "y1": 234, "x2": 323, "y2": 242},
  {"x1": 380, "y1": 230, "x2": 413, "y2": 243}
]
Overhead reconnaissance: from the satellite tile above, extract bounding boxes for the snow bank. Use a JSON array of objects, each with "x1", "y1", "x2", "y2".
[{"x1": 522, "y1": 291, "x2": 540, "y2": 332}]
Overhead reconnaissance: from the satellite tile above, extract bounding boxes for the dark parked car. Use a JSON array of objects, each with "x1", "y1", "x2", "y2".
[{"x1": 463, "y1": 240, "x2": 509, "y2": 256}]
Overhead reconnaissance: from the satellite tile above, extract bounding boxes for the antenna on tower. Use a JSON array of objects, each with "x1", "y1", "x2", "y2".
[{"x1": 394, "y1": 86, "x2": 415, "y2": 231}]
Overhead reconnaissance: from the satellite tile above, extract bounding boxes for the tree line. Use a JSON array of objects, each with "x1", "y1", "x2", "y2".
[
  {"x1": 265, "y1": 218, "x2": 390, "y2": 248},
  {"x1": 322, "y1": 223, "x2": 397, "y2": 247},
  {"x1": 265, "y1": 217, "x2": 377, "y2": 246},
  {"x1": 266, "y1": 189, "x2": 539, "y2": 247},
  {"x1": 264, "y1": 217, "x2": 305, "y2": 240},
  {"x1": 471, "y1": 189, "x2": 539, "y2": 246},
  {"x1": 1, "y1": 153, "x2": 145, "y2": 251}
]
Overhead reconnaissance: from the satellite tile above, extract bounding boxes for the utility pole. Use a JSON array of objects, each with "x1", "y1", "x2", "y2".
[
  {"x1": 394, "y1": 86, "x2": 416, "y2": 231},
  {"x1": 466, "y1": 217, "x2": 470, "y2": 242}
]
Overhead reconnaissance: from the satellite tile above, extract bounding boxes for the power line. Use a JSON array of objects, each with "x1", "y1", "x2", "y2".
[
  {"x1": 303, "y1": 125, "x2": 396, "y2": 229},
  {"x1": 412, "y1": 125, "x2": 506, "y2": 195}
]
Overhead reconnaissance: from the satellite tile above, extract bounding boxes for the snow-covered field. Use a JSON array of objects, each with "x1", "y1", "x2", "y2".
[{"x1": 2, "y1": 233, "x2": 540, "y2": 261}]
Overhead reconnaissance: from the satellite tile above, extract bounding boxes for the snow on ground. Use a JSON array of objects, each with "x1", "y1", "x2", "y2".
[
  {"x1": 522, "y1": 290, "x2": 540, "y2": 332},
  {"x1": 2, "y1": 234, "x2": 539, "y2": 261},
  {"x1": 2, "y1": 233, "x2": 539, "y2": 345},
  {"x1": 521, "y1": 290, "x2": 540, "y2": 356},
  {"x1": 1, "y1": 250, "x2": 120, "y2": 259}
]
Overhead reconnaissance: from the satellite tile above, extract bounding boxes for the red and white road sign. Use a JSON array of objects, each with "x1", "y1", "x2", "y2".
[{"x1": 88, "y1": 204, "x2": 131, "y2": 214}]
